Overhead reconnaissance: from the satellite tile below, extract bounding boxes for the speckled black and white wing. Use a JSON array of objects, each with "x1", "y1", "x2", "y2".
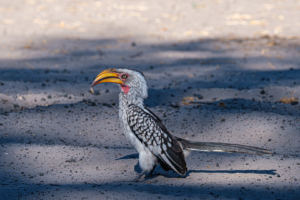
[{"x1": 126, "y1": 104, "x2": 187, "y2": 175}]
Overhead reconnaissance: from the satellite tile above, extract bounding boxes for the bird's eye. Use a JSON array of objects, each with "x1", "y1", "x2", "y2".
[{"x1": 121, "y1": 74, "x2": 128, "y2": 79}]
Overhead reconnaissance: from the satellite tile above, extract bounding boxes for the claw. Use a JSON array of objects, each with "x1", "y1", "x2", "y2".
[{"x1": 132, "y1": 170, "x2": 147, "y2": 182}]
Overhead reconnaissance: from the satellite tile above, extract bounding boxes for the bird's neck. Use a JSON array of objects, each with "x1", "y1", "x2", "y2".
[{"x1": 119, "y1": 91, "x2": 144, "y2": 109}]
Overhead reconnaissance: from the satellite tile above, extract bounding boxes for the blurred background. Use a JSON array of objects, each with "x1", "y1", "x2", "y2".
[
  {"x1": 0, "y1": 0, "x2": 300, "y2": 199},
  {"x1": 0, "y1": 0, "x2": 299, "y2": 112}
]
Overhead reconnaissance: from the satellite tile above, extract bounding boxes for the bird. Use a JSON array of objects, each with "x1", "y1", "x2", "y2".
[{"x1": 91, "y1": 68, "x2": 272, "y2": 182}]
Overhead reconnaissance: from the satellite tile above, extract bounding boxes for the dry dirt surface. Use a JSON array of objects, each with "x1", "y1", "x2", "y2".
[{"x1": 0, "y1": 0, "x2": 300, "y2": 199}]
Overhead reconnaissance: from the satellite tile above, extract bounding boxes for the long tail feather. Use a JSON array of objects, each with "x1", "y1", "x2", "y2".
[{"x1": 175, "y1": 137, "x2": 272, "y2": 155}]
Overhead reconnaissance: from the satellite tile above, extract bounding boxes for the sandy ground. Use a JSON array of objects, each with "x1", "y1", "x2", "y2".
[{"x1": 0, "y1": 0, "x2": 300, "y2": 199}]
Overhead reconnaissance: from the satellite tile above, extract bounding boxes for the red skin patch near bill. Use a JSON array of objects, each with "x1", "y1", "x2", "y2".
[{"x1": 121, "y1": 84, "x2": 130, "y2": 94}]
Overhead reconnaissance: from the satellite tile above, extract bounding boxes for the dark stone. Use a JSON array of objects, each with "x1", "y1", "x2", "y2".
[
  {"x1": 291, "y1": 101, "x2": 298, "y2": 105},
  {"x1": 94, "y1": 90, "x2": 100, "y2": 95},
  {"x1": 170, "y1": 102, "x2": 179, "y2": 108},
  {"x1": 193, "y1": 94, "x2": 204, "y2": 99}
]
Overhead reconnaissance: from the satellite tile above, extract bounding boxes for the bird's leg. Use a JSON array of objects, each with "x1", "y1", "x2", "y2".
[
  {"x1": 133, "y1": 170, "x2": 147, "y2": 182},
  {"x1": 146, "y1": 165, "x2": 157, "y2": 177}
]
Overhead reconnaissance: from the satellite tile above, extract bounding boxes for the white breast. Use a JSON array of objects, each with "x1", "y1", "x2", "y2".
[{"x1": 118, "y1": 92, "x2": 158, "y2": 172}]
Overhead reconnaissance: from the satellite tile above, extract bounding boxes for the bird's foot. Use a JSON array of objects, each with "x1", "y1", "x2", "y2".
[
  {"x1": 145, "y1": 165, "x2": 156, "y2": 178},
  {"x1": 132, "y1": 170, "x2": 147, "y2": 182}
]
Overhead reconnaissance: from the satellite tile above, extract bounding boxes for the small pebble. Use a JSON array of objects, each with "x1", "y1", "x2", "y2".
[
  {"x1": 193, "y1": 94, "x2": 204, "y2": 99},
  {"x1": 291, "y1": 101, "x2": 298, "y2": 105}
]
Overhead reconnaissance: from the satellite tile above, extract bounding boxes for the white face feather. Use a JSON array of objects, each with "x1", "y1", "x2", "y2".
[{"x1": 116, "y1": 68, "x2": 148, "y2": 99}]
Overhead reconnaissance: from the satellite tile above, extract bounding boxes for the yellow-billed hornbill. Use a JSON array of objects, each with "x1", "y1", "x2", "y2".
[{"x1": 91, "y1": 68, "x2": 272, "y2": 182}]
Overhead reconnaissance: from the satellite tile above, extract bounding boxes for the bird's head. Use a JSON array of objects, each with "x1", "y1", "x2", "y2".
[{"x1": 91, "y1": 68, "x2": 148, "y2": 99}]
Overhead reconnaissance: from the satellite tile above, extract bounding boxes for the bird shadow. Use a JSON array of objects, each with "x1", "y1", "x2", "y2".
[
  {"x1": 186, "y1": 169, "x2": 277, "y2": 176},
  {"x1": 116, "y1": 153, "x2": 277, "y2": 180},
  {"x1": 139, "y1": 169, "x2": 278, "y2": 182}
]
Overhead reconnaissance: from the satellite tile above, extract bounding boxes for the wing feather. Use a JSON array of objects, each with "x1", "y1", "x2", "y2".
[{"x1": 126, "y1": 104, "x2": 187, "y2": 175}]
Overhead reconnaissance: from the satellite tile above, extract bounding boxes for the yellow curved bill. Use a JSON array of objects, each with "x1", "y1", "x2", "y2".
[{"x1": 91, "y1": 69, "x2": 124, "y2": 87}]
